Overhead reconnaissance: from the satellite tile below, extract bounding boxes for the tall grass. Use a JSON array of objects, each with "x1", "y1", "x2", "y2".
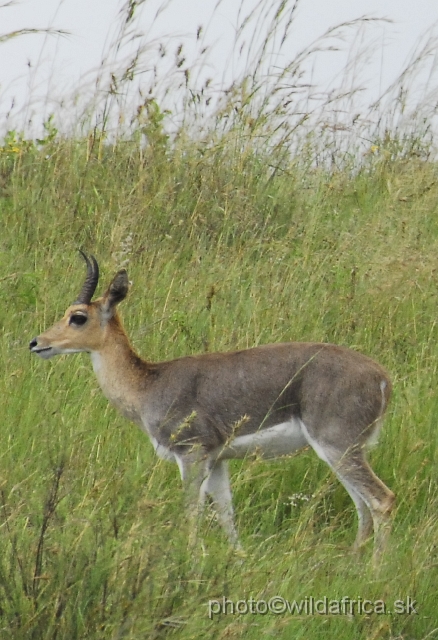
[{"x1": 0, "y1": 1, "x2": 438, "y2": 638}]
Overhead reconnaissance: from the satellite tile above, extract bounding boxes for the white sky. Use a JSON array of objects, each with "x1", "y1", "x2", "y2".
[{"x1": 1, "y1": 0, "x2": 438, "y2": 137}]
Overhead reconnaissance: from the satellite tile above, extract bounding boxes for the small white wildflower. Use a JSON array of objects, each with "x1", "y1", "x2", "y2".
[{"x1": 287, "y1": 493, "x2": 311, "y2": 508}]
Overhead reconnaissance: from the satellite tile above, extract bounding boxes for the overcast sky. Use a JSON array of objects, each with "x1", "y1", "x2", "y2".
[{"x1": 1, "y1": 0, "x2": 438, "y2": 136}]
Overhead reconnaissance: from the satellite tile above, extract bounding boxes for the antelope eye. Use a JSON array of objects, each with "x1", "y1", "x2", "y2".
[{"x1": 69, "y1": 313, "x2": 88, "y2": 326}]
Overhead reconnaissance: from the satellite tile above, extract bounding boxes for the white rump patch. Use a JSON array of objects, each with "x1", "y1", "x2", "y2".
[{"x1": 363, "y1": 379, "x2": 388, "y2": 448}]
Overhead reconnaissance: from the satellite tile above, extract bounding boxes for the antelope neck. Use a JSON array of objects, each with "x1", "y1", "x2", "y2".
[{"x1": 90, "y1": 326, "x2": 150, "y2": 424}]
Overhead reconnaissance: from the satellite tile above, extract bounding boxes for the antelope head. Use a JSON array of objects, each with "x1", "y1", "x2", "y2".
[{"x1": 29, "y1": 252, "x2": 129, "y2": 359}]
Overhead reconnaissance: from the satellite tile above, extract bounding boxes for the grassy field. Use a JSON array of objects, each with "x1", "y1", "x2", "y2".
[
  {"x1": 0, "y1": 2, "x2": 438, "y2": 637},
  {"x1": 0, "y1": 123, "x2": 436, "y2": 639}
]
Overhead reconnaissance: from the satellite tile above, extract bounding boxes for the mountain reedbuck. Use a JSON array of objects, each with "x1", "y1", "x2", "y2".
[{"x1": 30, "y1": 253, "x2": 394, "y2": 562}]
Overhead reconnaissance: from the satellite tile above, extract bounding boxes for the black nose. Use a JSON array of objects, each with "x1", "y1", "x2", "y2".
[{"x1": 29, "y1": 338, "x2": 38, "y2": 350}]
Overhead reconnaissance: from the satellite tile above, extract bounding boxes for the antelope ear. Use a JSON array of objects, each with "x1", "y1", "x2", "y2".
[{"x1": 101, "y1": 270, "x2": 130, "y2": 319}]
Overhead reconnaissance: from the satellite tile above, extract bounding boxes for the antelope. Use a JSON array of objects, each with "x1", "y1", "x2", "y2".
[{"x1": 30, "y1": 252, "x2": 394, "y2": 562}]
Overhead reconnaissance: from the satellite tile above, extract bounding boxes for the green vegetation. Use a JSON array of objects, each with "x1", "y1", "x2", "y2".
[{"x1": 0, "y1": 1, "x2": 437, "y2": 637}]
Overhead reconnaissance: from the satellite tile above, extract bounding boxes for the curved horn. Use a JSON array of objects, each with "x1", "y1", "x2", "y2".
[{"x1": 74, "y1": 251, "x2": 99, "y2": 304}]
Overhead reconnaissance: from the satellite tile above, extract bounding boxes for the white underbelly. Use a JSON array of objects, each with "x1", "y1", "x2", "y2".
[{"x1": 216, "y1": 418, "x2": 308, "y2": 460}]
